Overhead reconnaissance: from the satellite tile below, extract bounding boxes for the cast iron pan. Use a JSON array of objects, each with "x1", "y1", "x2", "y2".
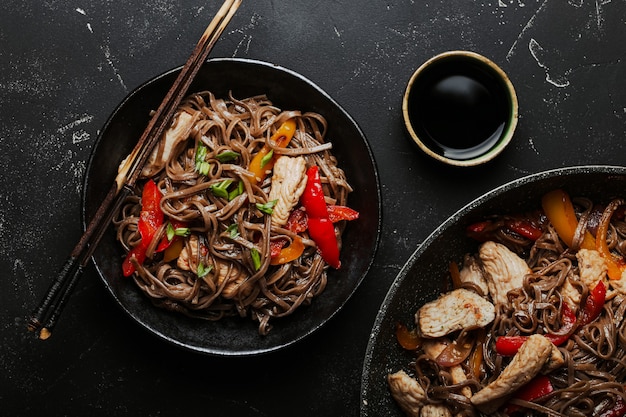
[{"x1": 360, "y1": 165, "x2": 626, "y2": 416}]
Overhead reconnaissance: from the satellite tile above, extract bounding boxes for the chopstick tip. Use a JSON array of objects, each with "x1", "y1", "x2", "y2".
[
  {"x1": 26, "y1": 317, "x2": 41, "y2": 333},
  {"x1": 38, "y1": 328, "x2": 52, "y2": 340}
]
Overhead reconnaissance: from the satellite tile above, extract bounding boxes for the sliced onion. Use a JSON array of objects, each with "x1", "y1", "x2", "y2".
[{"x1": 435, "y1": 338, "x2": 474, "y2": 367}]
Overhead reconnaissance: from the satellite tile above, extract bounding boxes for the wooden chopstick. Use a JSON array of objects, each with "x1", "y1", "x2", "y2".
[{"x1": 28, "y1": 0, "x2": 242, "y2": 340}]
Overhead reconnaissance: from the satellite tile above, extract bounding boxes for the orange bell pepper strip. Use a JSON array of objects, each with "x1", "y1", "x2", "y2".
[
  {"x1": 595, "y1": 201, "x2": 626, "y2": 280},
  {"x1": 248, "y1": 119, "x2": 296, "y2": 184},
  {"x1": 395, "y1": 322, "x2": 421, "y2": 351},
  {"x1": 541, "y1": 189, "x2": 595, "y2": 250},
  {"x1": 270, "y1": 236, "x2": 305, "y2": 265}
]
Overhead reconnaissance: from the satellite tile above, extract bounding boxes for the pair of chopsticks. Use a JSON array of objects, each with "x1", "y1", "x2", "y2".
[{"x1": 27, "y1": 0, "x2": 242, "y2": 340}]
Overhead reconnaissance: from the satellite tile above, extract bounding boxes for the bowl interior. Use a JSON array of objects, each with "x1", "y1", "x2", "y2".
[
  {"x1": 360, "y1": 165, "x2": 626, "y2": 416},
  {"x1": 402, "y1": 50, "x2": 518, "y2": 167},
  {"x1": 83, "y1": 58, "x2": 381, "y2": 356}
]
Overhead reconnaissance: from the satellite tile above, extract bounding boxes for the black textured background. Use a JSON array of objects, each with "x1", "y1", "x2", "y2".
[{"x1": 2, "y1": 1, "x2": 626, "y2": 416}]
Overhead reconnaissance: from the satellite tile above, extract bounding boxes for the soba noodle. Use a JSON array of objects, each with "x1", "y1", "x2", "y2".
[
  {"x1": 390, "y1": 193, "x2": 626, "y2": 416},
  {"x1": 114, "y1": 91, "x2": 353, "y2": 335}
]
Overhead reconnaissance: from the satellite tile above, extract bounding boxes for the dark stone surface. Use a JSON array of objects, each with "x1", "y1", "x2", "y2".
[{"x1": 2, "y1": 1, "x2": 626, "y2": 416}]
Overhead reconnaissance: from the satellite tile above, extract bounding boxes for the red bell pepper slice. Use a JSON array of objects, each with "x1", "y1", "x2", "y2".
[
  {"x1": 505, "y1": 219, "x2": 543, "y2": 240},
  {"x1": 307, "y1": 217, "x2": 340, "y2": 269},
  {"x1": 579, "y1": 280, "x2": 606, "y2": 326},
  {"x1": 327, "y1": 205, "x2": 359, "y2": 222},
  {"x1": 122, "y1": 179, "x2": 164, "y2": 277},
  {"x1": 300, "y1": 166, "x2": 341, "y2": 269},
  {"x1": 286, "y1": 207, "x2": 308, "y2": 234},
  {"x1": 504, "y1": 375, "x2": 554, "y2": 415},
  {"x1": 301, "y1": 166, "x2": 330, "y2": 218},
  {"x1": 598, "y1": 397, "x2": 626, "y2": 417},
  {"x1": 496, "y1": 302, "x2": 576, "y2": 356},
  {"x1": 467, "y1": 217, "x2": 543, "y2": 242}
]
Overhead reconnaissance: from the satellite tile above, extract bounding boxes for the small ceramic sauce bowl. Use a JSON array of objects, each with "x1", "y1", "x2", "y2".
[{"x1": 402, "y1": 51, "x2": 518, "y2": 167}]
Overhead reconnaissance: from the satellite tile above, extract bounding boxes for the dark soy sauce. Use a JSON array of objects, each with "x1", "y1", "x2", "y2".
[{"x1": 407, "y1": 59, "x2": 509, "y2": 160}]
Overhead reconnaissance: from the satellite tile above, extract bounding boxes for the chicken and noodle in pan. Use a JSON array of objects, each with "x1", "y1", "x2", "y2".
[
  {"x1": 389, "y1": 189, "x2": 626, "y2": 416},
  {"x1": 114, "y1": 91, "x2": 358, "y2": 335}
]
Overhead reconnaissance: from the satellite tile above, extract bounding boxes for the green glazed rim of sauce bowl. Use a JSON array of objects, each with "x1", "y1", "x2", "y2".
[{"x1": 402, "y1": 50, "x2": 519, "y2": 167}]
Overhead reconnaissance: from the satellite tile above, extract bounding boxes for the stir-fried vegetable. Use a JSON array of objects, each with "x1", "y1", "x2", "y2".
[
  {"x1": 495, "y1": 282, "x2": 606, "y2": 356},
  {"x1": 301, "y1": 165, "x2": 341, "y2": 269},
  {"x1": 595, "y1": 199, "x2": 626, "y2": 280},
  {"x1": 248, "y1": 119, "x2": 296, "y2": 184},
  {"x1": 270, "y1": 236, "x2": 305, "y2": 265},
  {"x1": 122, "y1": 179, "x2": 164, "y2": 277},
  {"x1": 503, "y1": 375, "x2": 554, "y2": 415},
  {"x1": 541, "y1": 188, "x2": 596, "y2": 250},
  {"x1": 395, "y1": 322, "x2": 421, "y2": 350}
]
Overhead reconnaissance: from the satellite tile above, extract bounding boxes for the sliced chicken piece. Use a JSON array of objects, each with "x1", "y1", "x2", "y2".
[
  {"x1": 140, "y1": 110, "x2": 199, "y2": 178},
  {"x1": 578, "y1": 248, "x2": 608, "y2": 288},
  {"x1": 479, "y1": 241, "x2": 531, "y2": 305},
  {"x1": 470, "y1": 334, "x2": 563, "y2": 414},
  {"x1": 422, "y1": 340, "x2": 472, "y2": 398},
  {"x1": 215, "y1": 261, "x2": 251, "y2": 299},
  {"x1": 561, "y1": 275, "x2": 583, "y2": 306},
  {"x1": 459, "y1": 254, "x2": 489, "y2": 296},
  {"x1": 417, "y1": 288, "x2": 495, "y2": 338},
  {"x1": 267, "y1": 156, "x2": 308, "y2": 226},
  {"x1": 177, "y1": 235, "x2": 200, "y2": 272},
  {"x1": 563, "y1": 249, "x2": 608, "y2": 305},
  {"x1": 420, "y1": 404, "x2": 452, "y2": 417},
  {"x1": 387, "y1": 370, "x2": 427, "y2": 417},
  {"x1": 544, "y1": 342, "x2": 565, "y2": 373}
]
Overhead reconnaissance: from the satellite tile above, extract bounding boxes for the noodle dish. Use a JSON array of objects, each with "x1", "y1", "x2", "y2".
[
  {"x1": 361, "y1": 166, "x2": 626, "y2": 416},
  {"x1": 84, "y1": 58, "x2": 380, "y2": 355}
]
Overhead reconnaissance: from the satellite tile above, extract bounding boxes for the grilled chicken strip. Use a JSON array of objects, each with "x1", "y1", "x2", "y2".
[
  {"x1": 479, "y1": 241, "x2": 531, "y2": 305},
  {"x1": 417, "y1": 288, "x2": 495, "y2": 338},
  {"x1": 470, "y1": 334, "x2": 564, "y2": 413}
]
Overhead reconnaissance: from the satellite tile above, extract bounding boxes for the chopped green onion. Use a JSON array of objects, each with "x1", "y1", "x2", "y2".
[
  {"x1": 215, "y1": 150, "x2": 240, "y2": 163},
  {"x1": 228, "y1": 181, "x2": 244, "y2": 201},
  {"x1": 175, "y1": 227, "x2": 190, "y2": 237},
  {"x1": 256, "y1": 199, "x2": 278, "y2": 215},
  {"x1": 166, "y1": 223, "x2": 190, "y2": 241},
  {"x1": 260, "y1": 149, "x2": 273, "y2": 168},
  {"x1": 210, "y1": 179, "x2": 234, "y2": 199},
  {"x1": 226, "y1": 223, "x2": 239, "y2": 238},
  {"x1": 197, "y1": 262, "x2": 213, "y2": 278},
  {"x1": 250, "y1": 248, "x2": 261, "y2": 271},
  {"x1": 195, "y1": 145, "x2": 210, "y2": 176}
]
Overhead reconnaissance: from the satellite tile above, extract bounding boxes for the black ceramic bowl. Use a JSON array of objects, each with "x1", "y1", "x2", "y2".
[
  {"x1": 82, "y1": 58, "x2": 381, "y2": 356},
  {"x1": 360, "y1": 165, "x2": 626, "y2": 416}
]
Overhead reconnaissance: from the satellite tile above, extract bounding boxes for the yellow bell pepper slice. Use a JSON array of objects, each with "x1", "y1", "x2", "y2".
[
  {"x1": 595, "y1": 200, "x2": 625, "y2": 280},
  {"x1": 541, "y1": 189, "x2": 595, "y2": 250},
  {"x1": 248, "y1": 119, "x2": 296, "y2": 184}
]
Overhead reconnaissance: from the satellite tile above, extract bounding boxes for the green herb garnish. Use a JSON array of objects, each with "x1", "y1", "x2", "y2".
[
  {"x1": 256, "y1": 199, "x2": 278, "y2": 215},
  {"x1": 260, "y1": 149, "x2": 273, "y2": 168},
  {"x1": 250, "y1": 248, "x2": 261, "y2": 271},
  {"x1": 197, "y1": 262, "x2": 213, "y2": 278},
  {"x1": 215, "y1": 150, "x2": 240, "y2": 163},
  {"x1": 228, "y1": 181, "x2": 244, "y2": 201},
  {"x1": 195, "y1": 144, "x2": 210, "y2": 176},
  {"x1": 226, "y1": 223, "x2": 240, "y2": 239},
  {"x1": 210, "y1": 179, "x2": 234, "y2": 199},
  {"x1": 166, "y1": 222, "x2": 190, "y2": 241}
]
